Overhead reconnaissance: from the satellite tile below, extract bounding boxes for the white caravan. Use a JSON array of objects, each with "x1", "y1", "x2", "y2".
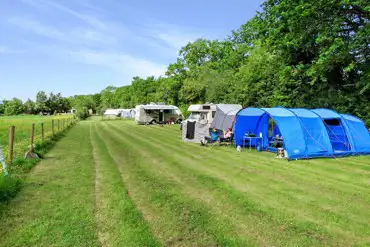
[
  {"x1": 135, "y1": 103, "x2": 183, "y2": 124},
  {"x1": 120, "y1": 109, "x2": 136, "y2": 118},
  {"x1": 104, "y1": 109, "x2": 123, "y2": 116},
  {"x1": 186, "y1": 104, "x2": 217, "y2": 123}
]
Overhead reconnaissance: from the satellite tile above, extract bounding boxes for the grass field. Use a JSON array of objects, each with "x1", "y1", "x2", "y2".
[
  {"x1": 0, "y1": 118, "x2": 369, "y2": 246},
  {"x1": 0, "y1": 115, "x2": 74, "y2": 162}
]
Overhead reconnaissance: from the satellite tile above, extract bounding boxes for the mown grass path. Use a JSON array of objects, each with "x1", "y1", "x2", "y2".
[
  {"x1": 0, "y1": 120, "x2": 99, "y2": 247},
  {"x1": 0, "y1": 119, "x2": 369, "y2": 246}
]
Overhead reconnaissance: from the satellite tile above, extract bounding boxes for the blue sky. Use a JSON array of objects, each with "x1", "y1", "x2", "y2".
[{"x1": 0, "y1": 0, "x2": 263, "y2": 101}]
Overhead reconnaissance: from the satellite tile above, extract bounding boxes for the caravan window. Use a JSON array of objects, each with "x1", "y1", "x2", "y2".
[
  {"x1": 189, "y1": 112, "x2": 201, "y2": 120},
  {"x1": 164, "y1": 109, "x2": 172, "y2": 114},
  {"x1": 212, "y1": 111, "x2": 216, "y2": 118},
  {"x1": 145, "y1": 109, "x2": 152, "y2": 114}
]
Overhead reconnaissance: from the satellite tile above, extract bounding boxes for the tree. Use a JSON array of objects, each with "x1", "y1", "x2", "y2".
[
  {"x1": 114, "y1": 86, "x2": 132, "y2": 108},
  {"x1": 130, "y1": 77, "x2": 160, "y2": 105},
  {"x1": 36, "y1": 91, "x2": 49, "y2": 114},
  {"x1": 0, "y1": 100, "x2": 7, "y2": 115},
  {"x1": 47, "y1": 92, "x2": 70, "y2": 113},
  {"x1": 253, "y1": 0, "x2": 370, "y2": 116},
  {"x1": 179, "y1": 76, "x2": 207, "y2": 104},
  {"x1": 23, "y1": 99, "x2": 36, "y2": 114},
  {"x1": 60, "y1": 97, "x2": 71, "y2": 113},
  {"x1": 76, "y1": 106, "x2": 89, "y2": 120},
  {"x1": 4, "y1": 98, "x2": 23, "y2": 115},
  {"x1": 92, "y1": 94, "x2": 101, "y2": 113},
  {"x1": 69, "y1": 94, "x2": 97, "y2": 116},
  {"x1": 155, "y1": 77, "x2": 182, "y2": 105},
  {"x1": 100, "y1": 86, "x2": 117, "y2": 108}
]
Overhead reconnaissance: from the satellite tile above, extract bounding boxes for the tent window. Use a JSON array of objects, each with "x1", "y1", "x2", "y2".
[
  {"x1": 324, "y1": 119, "x2": 340, "y2": 126},
  {"x1": 268, "y1": 118, "x2": 274, "y2": 137}
]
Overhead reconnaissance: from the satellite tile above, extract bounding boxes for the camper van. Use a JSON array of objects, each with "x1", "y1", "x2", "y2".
[
  {"x1": 135, "y1": 103, "x2": 183, "y2": 124},
  {"x1": 186, "y1": 104, "x2": 217, "y2": 123}
]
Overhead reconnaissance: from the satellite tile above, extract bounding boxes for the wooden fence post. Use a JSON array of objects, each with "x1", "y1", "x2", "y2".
[
  {"x1": 52, "y1": 120, "x2": 55, "y2": 136},
  {"x1": 41, "y1": 123, "x2": 44, "y2": 141},
  {"x1": 30, "y1": 124, "x2": 35, "y2": 152},
  {"x1": 8, "y1": 126, "x2": 15, "y2": 164}
]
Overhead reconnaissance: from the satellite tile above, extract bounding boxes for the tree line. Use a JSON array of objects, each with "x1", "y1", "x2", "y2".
[
  {"x1": 1, "y1": 1, "x2": 369, "y2": 125},
  {"x1": 0, "y1": 91, "x2": 70, "y2": 116}
]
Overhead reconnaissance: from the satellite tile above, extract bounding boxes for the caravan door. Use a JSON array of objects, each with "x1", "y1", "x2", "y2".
[{"x1": 159, "y1": 110, "x2": 164, "y2": 122}]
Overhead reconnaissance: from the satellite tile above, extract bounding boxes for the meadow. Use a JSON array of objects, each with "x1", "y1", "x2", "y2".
[
  {"x1": 0, "y1": 115, "x2": 74, "y2": 162},
  {"x1": 0, "y1": 118, "x2": 369, "y2": 247}
]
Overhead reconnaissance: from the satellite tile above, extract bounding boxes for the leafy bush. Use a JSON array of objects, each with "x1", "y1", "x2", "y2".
[
  {"x1": 0, "y1": 176, "x2": 23, "y2": 202},
  {"x1": 76, "y1": 107, "x2": 89, "y2": 120},
  {"x1": 365, "y1": 119, "x2": 370, "y2": 129}
]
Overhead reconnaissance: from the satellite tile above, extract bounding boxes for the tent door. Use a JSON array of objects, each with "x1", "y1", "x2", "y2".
[
  {"x1": 159, "y1": 110, "x2": 164, "y2": 122},
  {"x1": 186, "y1": 121, "x2": 195, "y2": 139},
  {"x1": 324, "y1": 119, "x2": 351, "y2": 152}
]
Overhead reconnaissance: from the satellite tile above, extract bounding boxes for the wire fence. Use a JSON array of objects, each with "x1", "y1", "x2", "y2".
[{"x1": 0, "y1": 116, "x2": 77, "y2": 165}]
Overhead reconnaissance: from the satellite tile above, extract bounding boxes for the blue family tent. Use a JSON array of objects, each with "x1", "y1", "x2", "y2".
[{"x1": 234, "y1": 107, "x2": 370, "y2": 160}]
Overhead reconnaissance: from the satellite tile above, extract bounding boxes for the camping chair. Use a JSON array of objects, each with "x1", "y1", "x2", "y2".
[
  {"x1": 201, "y1": 129, "x2": 221, "y2": 146},
  {"x1": 220, "y1": 132, "x2": 234, "y2": 146},
  {"x1": 269, "y1": 136, "x2": 284, "y2": 148}
]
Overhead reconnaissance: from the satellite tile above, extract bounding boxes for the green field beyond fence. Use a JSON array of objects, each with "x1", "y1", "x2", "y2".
[{"x1": 0, "y1": 115, "x2": 75, "y2": 165}]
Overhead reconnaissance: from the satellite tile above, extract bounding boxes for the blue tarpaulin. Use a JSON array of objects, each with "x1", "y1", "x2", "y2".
[{"x1": 234, "y1": 107, "x2": 370, "y2": 160}]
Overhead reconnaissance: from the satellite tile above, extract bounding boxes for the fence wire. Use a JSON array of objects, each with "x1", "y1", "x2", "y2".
[{"x1": 0, "y1": 116, "x2": 75, "y2": 166}]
